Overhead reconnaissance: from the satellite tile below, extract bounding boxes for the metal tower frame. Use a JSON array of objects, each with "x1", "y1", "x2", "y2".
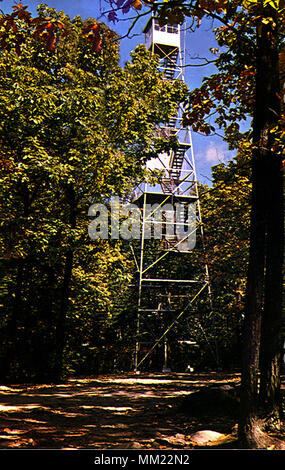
[{"x1": 132, "y1": 17, "x2": 212, "y2": 372}]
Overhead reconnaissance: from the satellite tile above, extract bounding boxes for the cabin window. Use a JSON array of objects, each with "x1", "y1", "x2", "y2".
[{"x1": 154, "y1": 20, "x2": 179, "y2": 34}]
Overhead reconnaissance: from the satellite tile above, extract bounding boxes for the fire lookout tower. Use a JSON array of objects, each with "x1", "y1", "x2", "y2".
[{"x1": 131, "y1": 17, "x2": 213, "y2": 371}]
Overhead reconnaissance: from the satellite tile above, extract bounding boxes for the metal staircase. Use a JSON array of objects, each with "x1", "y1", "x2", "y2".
[
  {"x1": 161, "y1": 48, "x2": 179, "y2": 80},
  {"x1": 170, "y1": 143, "x2": 190, "y2": 181}
]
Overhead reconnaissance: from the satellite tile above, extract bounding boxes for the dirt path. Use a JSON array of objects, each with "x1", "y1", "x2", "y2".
[{"x1": 0, "y1": 372, "x2": 242, "y2": 449}]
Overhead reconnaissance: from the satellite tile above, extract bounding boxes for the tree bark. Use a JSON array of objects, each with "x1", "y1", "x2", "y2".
[
  {"x1": 238, "y1": 149, "x2": 267, "y2": 448},
  {"x1": 259, "y1": 154, "x2": 283, "y2": 425},
  {"x1": 258, "y1": 7, "x2": 283, "y2": 427},
  {"x1": 239, "y1": 8, "x2": 282, "y2": 447}
]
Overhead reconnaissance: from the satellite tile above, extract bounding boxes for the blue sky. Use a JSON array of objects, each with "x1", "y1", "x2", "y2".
[{"x1": 0, "y1": 0, "x2": 236, "y2": 184}]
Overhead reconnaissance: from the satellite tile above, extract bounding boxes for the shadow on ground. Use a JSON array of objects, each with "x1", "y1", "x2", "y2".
[{"x1": 0, "y1": 372, "x2": 248, "y2": 449}]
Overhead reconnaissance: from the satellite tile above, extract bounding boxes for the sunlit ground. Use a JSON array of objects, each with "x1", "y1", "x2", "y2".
[{"x1": 0, "y1": 371, "x2": 253, "y2": 449}]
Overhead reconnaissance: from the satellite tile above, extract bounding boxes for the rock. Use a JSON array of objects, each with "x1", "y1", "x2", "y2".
[
  {"x1": 155, "y1": 433, "x2": 188, "y2": 448},
  {"x1": 189, "y1": 430, "x2": 226, "y2": 446},
  {"x1": 131, "y1": 442, "x2": 143, "y2": 449},
  {"x1": 180, "y1": 384, "x2": 239, "y2": 417},
  {"x1": 170, "y1": 434, "x2": 188, "y2": 446}
]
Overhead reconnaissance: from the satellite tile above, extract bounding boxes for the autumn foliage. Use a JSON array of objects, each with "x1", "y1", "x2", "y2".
[
  {"x1": 0, "y1": 3, "x2": 102, "y2": 54},
  {"x1": 82, "y1": 23, "x2": 102, "y2": 53}
]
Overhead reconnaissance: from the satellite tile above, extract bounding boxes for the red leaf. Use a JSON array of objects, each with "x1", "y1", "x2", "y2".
[
  {"x1": 46, "y1": 33, "x2": 56, "y2": 51},
  {"x1": 82, "y1": 22, "x2": 102, "y2": 53},
  {"x1": 46, "y1": 22, "x2": 55, "y2": 32},
  {"x1": 91, "y1": 24, "x2": 100, "y2": 33},
  {"x1": 13, "y1": 3, "x2": 24, "y2": 10},
  {"x1": 33, "y1": 23, "x2": 49, "y2": 36}
]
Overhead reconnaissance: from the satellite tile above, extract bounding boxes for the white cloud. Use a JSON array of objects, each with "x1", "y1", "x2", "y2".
[{"x1": 204, "y1": 141, "x2": 229, "y2": 164}]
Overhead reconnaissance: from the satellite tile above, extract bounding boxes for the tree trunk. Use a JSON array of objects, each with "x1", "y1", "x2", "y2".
[
  {"x1": 258, "y1": 7, "x2": 283, "y2": 427},
  {"x1": 259, "y1": 154, "x2": 283, "y2": 425},
  {"x1": 54, "y1": 184, "x2": 76, "y2": 382},
  {"x1": 238, "y1": 8, "x2": 282, "y2": 447},
  {"x1": 238, "y1": 150, "x2": 267, "y2": 448}
]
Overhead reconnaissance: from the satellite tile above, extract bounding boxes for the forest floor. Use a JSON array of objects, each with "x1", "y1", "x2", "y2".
[{"x1": 0, "y1": 372, "x2": 283, "y2": 450}]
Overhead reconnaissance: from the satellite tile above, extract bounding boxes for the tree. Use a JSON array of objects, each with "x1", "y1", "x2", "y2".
[
  {"x1": 0, "y1": 4, "x2": 186, "y2": 382},
  {"x1": 105, "y1": 0, "x2": 285, "y2": 447},
  {"x1": 200, "y1": 149, "x2": 251, "y2": 370}
]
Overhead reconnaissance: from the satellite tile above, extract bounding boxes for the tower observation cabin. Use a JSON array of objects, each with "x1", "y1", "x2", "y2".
[
  {"x1": 144, "y1": 18, "x2": 180, "y2": 51},
  {"x1": 132, "y1": 16, "x2": 212, "y2": 372}
]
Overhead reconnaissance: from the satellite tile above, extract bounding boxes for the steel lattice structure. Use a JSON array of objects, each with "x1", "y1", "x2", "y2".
[{"x1": 131, "y1": 17, "x2": 213, "y2": 372}]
